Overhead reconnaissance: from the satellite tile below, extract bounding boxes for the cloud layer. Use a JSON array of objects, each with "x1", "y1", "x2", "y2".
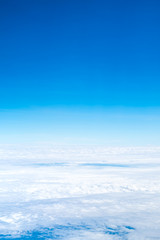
[{"x1": 0, "y1": 144, "x2": 160, "y2": 239}]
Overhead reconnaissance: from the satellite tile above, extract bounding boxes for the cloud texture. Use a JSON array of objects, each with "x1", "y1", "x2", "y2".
[{"x1": 0, "y1": 144, "x2": 160, "y2": 239}]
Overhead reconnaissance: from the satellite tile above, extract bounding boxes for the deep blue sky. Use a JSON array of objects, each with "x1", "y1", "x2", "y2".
[{"x1": 1, "y1": 0, "x2": 160, "y2": 108}]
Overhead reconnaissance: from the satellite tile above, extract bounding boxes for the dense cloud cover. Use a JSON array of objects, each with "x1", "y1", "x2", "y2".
[{"x1": 0, "y1": 145, "x2": 160, "y2": 239}]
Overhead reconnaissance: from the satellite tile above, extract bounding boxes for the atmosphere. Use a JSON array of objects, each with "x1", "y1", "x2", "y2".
[
  {"x1": 1, "y1": 0, "x2": 160, "y2": 145},
  {"x1": 0, "y1": 1, "x2": 160, "y2": 240},
  {"x1": 0, "y1": 107, "x2": 160, "y2": 145},
  {"x1": 0, "y1": 0, "x2": 160, "y2": 109}
]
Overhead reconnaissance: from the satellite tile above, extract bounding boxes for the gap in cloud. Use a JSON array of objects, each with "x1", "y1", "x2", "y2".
[{"x1": 0, "y1": 224, "x2": 135, "y2": 240}]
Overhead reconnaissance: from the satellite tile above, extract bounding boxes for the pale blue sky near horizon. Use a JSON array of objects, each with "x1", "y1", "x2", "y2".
[{"x1": 0, "y1": 106, "x2": 160, "y2": 146}]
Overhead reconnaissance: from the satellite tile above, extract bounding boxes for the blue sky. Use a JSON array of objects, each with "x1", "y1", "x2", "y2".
[
  {"x1": 0, "y1": 107, "x2": 160, "y2": 145},
  {"x1": 0, "y1": 0, "x2": 160, "y2": 145}
]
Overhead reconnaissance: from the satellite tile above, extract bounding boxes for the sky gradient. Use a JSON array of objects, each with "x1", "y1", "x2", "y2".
[
  {"x1": 0, "y1": 0, "x2": 160, "y2": 145},
  {"x1": 1, "y1": 2, "x2": 160, "y2": 239}
]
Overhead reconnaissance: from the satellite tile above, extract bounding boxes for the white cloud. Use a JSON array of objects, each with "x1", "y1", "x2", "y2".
[{"x1": 0, "y1": 144, "x2": 160, "y2": 239}]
